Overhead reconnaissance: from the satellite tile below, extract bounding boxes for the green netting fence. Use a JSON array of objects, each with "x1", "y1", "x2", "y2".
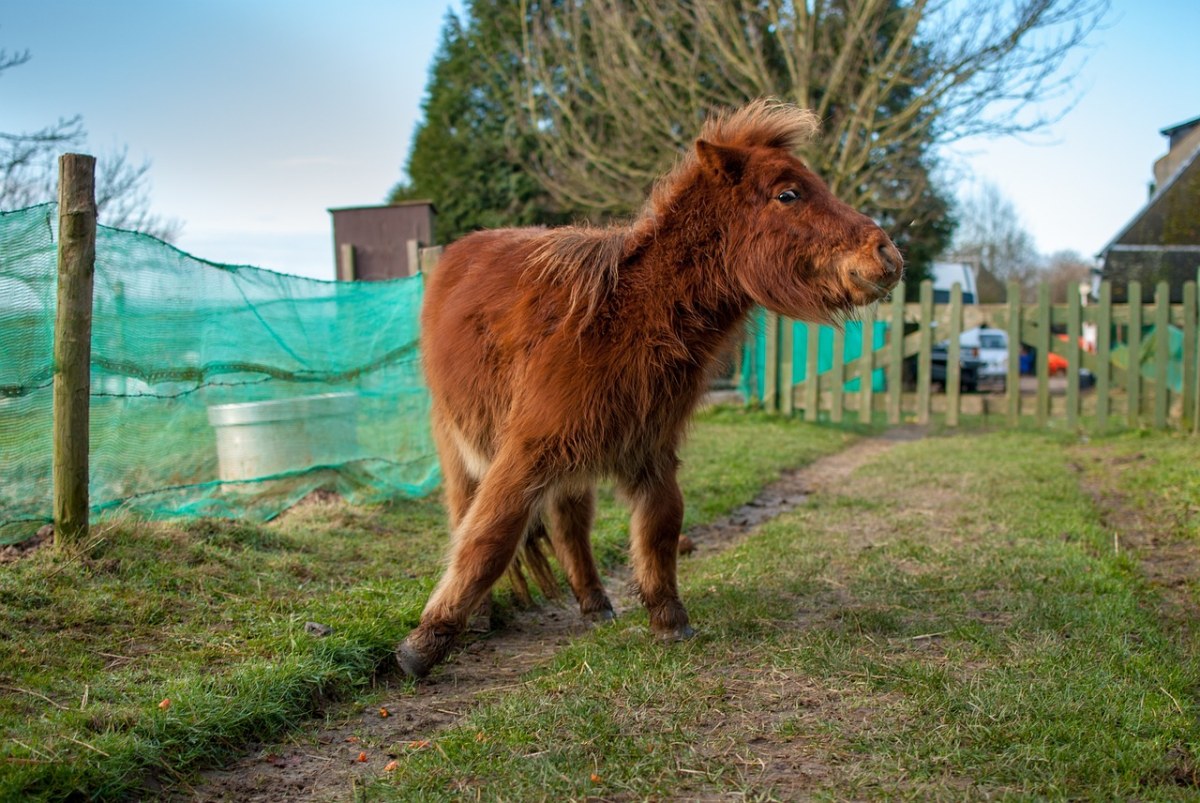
[{"x1": 0, "y1": 204, "x2": 438, "y2": 544}]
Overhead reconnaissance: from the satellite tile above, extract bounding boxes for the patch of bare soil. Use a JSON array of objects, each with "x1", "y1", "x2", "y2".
[
  {"x1": 1073, "y1": 450, "x2": 1200, "y2": 635},
  {"x1": 0, "y1": 523, "x2": 53, "y2": 563},
  {"x1": 177, "y1": 428, "x2": 924, "y2": 802}
]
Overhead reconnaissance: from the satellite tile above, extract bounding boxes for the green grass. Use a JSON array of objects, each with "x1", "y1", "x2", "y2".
[
  {"x1": 365, "y1": 429, "x2": 1200, "y2": 801},
  {"x1": 0, "y1": 407, "x2": 856, "y2": 800}
]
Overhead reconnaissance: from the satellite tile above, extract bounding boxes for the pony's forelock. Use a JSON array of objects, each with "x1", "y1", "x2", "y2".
[{"x1": 698, "y1": 98, "x2": 820, "y2": 153}]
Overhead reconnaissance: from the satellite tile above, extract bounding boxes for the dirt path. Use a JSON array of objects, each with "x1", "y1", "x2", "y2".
[
  {"x1": 178, "y1": 428, "x2": 922, "y2": 802},
  {"x1": 1073, "y1": 449, "x2": 1200, "y2": 637}
]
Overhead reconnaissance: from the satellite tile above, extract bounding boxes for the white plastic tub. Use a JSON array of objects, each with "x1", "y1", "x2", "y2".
[{"x1": 206, "y1": 393, "x2": 358, "y2": 482}]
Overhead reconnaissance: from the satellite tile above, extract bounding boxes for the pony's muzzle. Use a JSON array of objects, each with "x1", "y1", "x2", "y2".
[{"x1": 878, "y1": 240, "x2": 904, "y2": 282}]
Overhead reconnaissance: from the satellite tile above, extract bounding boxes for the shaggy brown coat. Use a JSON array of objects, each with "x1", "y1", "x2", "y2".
[{"x1": 397, "y1": 99, "x2": 902, "y2": 677}]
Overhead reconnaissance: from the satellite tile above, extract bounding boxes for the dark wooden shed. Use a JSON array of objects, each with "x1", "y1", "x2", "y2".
[{"x1": 330, "y1": 201, "x2": 436, "y2": 281}]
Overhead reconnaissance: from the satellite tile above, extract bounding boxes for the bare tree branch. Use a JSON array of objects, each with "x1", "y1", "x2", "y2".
[
  {"x1": 496, "y1": 0, "x2": 1108, "y2": 226},
  {"x1": 1, "y1": 45, "x2": 181, "y2": 241}
]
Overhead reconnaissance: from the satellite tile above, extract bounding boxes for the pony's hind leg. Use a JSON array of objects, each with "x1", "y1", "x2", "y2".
[
  {"x1": 432, "y1": 413, "x2": 482, "y2": 531},
  {"x1": 432, "y1": 415, "x2": 493, "y2": 631},
  {"x1": 397, "y1": 448, "x2": 541, "y2": 678},
  {"x1": 545, "y1": 485, "x2": 614, "y2": 622},
  {"x1": 620, "y1": 453, "x2": 693, "y2": 640}
]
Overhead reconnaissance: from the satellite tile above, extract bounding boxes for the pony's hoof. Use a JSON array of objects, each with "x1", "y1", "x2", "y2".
[
  {"x1": 585, "y1": 606, "x2": 616, "y2": 625},
  {"x1": 655, "y1": 624, "x2": 696, "y2": 642},
  {"x1": 395, "y1": 639, "x2": 435, "y2": 679}
]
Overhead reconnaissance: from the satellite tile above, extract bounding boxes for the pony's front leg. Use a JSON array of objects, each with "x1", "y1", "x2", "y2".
[
  {"x1": 622, "y1": 455, "x2": 694, "y2": 640},
  {"x1": 397, "y1": 450, "x2": 540, "y2": 678}
]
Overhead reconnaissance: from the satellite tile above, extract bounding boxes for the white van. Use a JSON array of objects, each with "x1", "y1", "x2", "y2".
[
  {"x1": 960, "y1": 326, "x2": 1008, "y2": 385},
  {"x1": 931, "y1": 262, "x2": 977, "y2": 304}
]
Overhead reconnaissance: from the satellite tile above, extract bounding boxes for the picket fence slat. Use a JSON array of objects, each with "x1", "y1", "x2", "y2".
[
  {"x1": 1006, "y1": 282, "x2": 1021, "y2": 425},
  {"x1": 1066, "y1": 287, "x2": 1081, "y2": 427},
  {"x1": 860, "y1": 303, "x2": 876, "y2": 424},
  {"x1": 916, "y1": 280, "x2": 933, "y2": 425},
  {"x1": 1036, "y1": 283, "x2": 1051, "y2": 427},
  {"x1": 888, "y1": 283, "x2": 905, "y2": 425},
  {"x1": 780, "y1": 316, "x2": 794, "y2": 417},
  {"x1": 763, "y1": 312, "x2": 778, "y2": 412},
  {"x1": 1096, "y1": 281, "x2": 1112, "y2": 429},
  {"x1": 805, "y1": 321, "x2": 820, "y2": 423},
  {"x1": 1154, "y1": 282, "x2": 1170, "y2": 430},
  {"x1": 946, "y1": 283, "x2": 963, "y2": 427},
  {"x1": 830, "y1": 325, "x2": 845, "y2": 424},
  {"x1": 1128, "y1": 282, "x2": 1142, "y2": 427},
  {"x1": 1184, "y1": 281, "x2": 1197, "y2": 433}
]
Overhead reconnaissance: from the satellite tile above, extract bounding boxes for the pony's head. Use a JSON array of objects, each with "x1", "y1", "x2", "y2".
[{"x1": 678, "y1": 100, "x2": 903, "y2": 321}]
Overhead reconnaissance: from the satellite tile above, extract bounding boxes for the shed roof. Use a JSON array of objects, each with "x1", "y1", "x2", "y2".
[{"x1": 328, "y1": 200, "x2": 437, "y2": 214}]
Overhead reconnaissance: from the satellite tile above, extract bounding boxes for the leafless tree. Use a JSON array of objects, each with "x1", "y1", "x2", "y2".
[
  {"x1": 501, "y1": 0, "x2": 1107, "y2": 225},
  {"x1": 1043, "y1": 249, "x2": 1094, "y2": 302},
  {"x1": 952, "y1": 179, "x2": 1042, "y2": 299},
  {"x1": 1, "y1": 47, "x2": 181, "y2": 241}
]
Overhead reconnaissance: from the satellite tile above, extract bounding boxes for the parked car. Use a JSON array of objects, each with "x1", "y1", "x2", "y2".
[
  {"x1": 961, "y1": 326, "x2": 1008, "y2": 389},
  {"x1": 931, "y1": 341, "x2": 983, "y2": 392}
]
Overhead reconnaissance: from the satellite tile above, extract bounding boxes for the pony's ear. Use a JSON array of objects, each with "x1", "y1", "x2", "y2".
[{"x1": 695, "y1": 139, "x2": 748, "y2": 183}]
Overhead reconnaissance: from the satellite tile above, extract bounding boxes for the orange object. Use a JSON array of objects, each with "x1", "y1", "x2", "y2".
[
  {"x1": 379, "y1": 707, "x2": 389, "y2": 718},
  {"x1": 356, "y1": 751, "x2": 368, "y2": 763},
  {"x1": 384, "y1": 760, "x2": 399, "y2": 772},
  {"x1": 590, "y1": 773, "x2": 602, "y2": 783},
  {"x1": 158, "y1": 698, "x2": 171, "y2": 710},
  {"x1": 1047, "y1": 352, "x2": 1068, "y2": 374}
]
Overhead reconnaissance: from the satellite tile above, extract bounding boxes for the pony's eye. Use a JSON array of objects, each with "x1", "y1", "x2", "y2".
[{"x1": 777, "y1": 189, "x2": 800, "y2": 204}]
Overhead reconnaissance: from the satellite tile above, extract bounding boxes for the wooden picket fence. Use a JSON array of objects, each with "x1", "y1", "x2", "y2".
[{"x1": 745, "y1": 275, "x2": 1200, "y2": 434}]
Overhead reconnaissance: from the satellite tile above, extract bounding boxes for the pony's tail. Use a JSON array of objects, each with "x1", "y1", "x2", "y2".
[{"x1": 506, "y1": 519, "x2": 561, "y2": 606}]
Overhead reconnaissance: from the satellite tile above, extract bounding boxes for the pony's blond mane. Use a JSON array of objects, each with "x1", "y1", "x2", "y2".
[{"x1": 529, "y1": 99, "x2": 820, "y2": 324}]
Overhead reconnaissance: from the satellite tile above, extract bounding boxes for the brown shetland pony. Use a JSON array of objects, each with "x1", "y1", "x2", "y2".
[{"x1": 398, "y1": 99, "x2": 902, "y2": 677}]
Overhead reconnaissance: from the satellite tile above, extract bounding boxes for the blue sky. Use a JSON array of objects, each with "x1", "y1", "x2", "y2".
[{"x1": 2, "y1": 1, "x2": 1198, "y2": 280}]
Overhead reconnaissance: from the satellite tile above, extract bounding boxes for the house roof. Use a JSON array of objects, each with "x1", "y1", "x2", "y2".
[
  {"x1": 1160, "y1": 114, "x2": 1200, "y2": 138},
  {"x1": 1098, "y1": 134, "x2": 1200, "y2": 257}
]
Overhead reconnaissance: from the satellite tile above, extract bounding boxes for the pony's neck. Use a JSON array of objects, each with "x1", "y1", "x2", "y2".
[{"x1": 627, "y1": 197, "x2": 751, "y2": 339}]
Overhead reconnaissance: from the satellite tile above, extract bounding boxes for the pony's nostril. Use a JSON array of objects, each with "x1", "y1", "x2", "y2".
[{"x1": 878, "y1": 243, "x2": 900, "y2": 277}]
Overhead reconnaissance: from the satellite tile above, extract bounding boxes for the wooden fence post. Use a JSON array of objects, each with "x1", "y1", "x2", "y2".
[
  {"x1": 418, "y1": 245, "x2": 443, "y2": 275},
  {"x1": 338, "y1": 243, "x2": 355, "y2": 282},
  {"x1": 405, "y1": 238, "x2": 421, "y2": 277},
  {"x1": 53, "y1": 154, "x2": 96, "y2": 550}
]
